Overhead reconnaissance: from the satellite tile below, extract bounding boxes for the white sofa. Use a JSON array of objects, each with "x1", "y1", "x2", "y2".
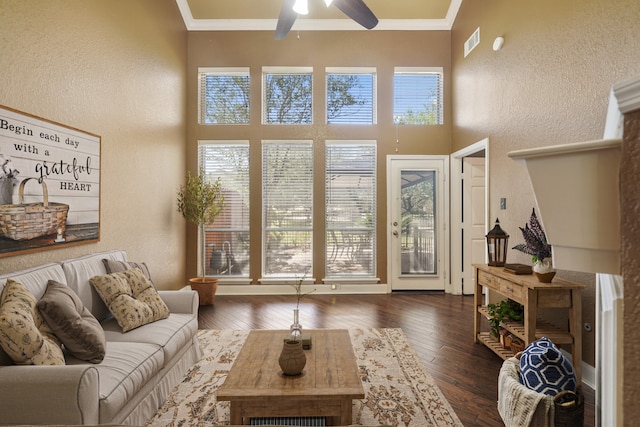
[{"x1": 0, "y1": 249, "x2": 202, "y2": 426}]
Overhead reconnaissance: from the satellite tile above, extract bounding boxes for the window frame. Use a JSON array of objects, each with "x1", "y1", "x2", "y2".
[
  {"x1": 261, "y1": 140, "x2": 314, "y2": 279},
  {"x1": 325, "y1": 140, "x2": 377, "y2": 278},
  {"x1": 198, "y1": 140, "x2": 252, "y2": 283},
  {"x1": 198, "y1": 67, "x2": 251, "y2": 125},
  {"x1": 393, "y1": 67, "x2": 444, "y2": 125},
  {"x1": 325, "y1": 67, "x2": 377, "y2": 125},
  {"x1": 262, "y1": 66, "x2": 314, "y2": 125}
]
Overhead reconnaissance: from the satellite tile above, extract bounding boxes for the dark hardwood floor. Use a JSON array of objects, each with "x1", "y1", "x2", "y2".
[{"x1": 198, "y1": 292, "x2": 594, "y2": 427}]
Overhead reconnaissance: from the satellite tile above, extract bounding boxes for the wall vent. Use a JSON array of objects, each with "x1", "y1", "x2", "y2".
[{"x1": 464, "y1": 27, "x2": 480, "y2": 58}]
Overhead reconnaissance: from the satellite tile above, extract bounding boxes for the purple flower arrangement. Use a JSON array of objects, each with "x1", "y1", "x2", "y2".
[{"x1": 512, "y1": 208, "x2": 552, "y2": 262}]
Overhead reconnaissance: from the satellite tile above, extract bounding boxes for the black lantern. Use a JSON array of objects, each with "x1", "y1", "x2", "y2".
[{"x1": 486, "y1": 218, "x2": 509, "y2": 267}]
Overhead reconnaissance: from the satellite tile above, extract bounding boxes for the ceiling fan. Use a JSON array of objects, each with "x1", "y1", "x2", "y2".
[{"x1": 275, "y1": 0, "x2": 379, "y2": 40}]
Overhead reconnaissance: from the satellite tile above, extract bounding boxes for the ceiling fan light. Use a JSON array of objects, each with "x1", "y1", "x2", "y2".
[
  {"x1": 292, "y1": 0, "x2": 309, "y2": 15},
  {"x1": 324, "y1": 0, "x2": 334, "y2": 6}
]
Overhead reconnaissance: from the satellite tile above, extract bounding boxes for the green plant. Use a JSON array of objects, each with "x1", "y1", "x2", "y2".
[
  {"x1": 487, "y1": 299, "x2": 524, "y2": 338},
  {"x1": 177, "y1": 168, "x2": 224, "y2": 280}
]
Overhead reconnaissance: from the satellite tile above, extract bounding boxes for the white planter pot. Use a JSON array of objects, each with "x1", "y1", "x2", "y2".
[{"x1": 533, "y1": 258, "x2": 554, "y2": 274}]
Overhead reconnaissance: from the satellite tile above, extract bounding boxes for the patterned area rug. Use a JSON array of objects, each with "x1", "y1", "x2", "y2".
[{"x1": 147, "y1": 328, "x2": 463, "y2": 427}]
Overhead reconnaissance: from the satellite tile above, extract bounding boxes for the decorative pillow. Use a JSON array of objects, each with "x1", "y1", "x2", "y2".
[
  {"x1": 0, "y1": 279, "x2": 65, "y2": 365},
  {"x1": 520, "y1": 336, "x2": 576, "y2": 396},
  {"x1": 37, "y1": 280, "x2": 106, "y2": 363},
  {"x1": 90, "y1": 268, "x2": 170, "y2": 332},
  {"x1": 102, "y1": 259, "x2": 155, "y2": 288}
]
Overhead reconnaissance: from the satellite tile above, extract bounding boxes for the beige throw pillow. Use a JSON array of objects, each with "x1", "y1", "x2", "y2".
[
  {"x1": 90, "y1": 268, "x2": 170, "y2": 332},
  {"x1": 37, "y1": 280, "x2": 106, "y2": 363},
  {"x1": 0, "y1": 279, "x2": 65, "y2": 365}
]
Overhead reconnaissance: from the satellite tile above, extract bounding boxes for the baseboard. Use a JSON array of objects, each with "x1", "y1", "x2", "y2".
[{"x1": 216, "y1": 283, "x2": 389, "y2": 295}]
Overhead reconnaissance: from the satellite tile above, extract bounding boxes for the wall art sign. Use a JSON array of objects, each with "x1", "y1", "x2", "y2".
[{"x1": 0, "y1": 105, "x2": 100, "y2": 257}]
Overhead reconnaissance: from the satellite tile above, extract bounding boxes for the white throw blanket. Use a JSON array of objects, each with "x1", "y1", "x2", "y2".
[{"x1": 498, "y1": 357, "x2": 554, "y2": 427}]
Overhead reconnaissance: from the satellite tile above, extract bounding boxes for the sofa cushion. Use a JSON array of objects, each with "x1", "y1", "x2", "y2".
[
  {"x1": 102, "y1": 259, "x2": 155, "y2": 288},
  {"x1": 0, "y1": 279, "x2": 65, "y2": 365},
  {"x1": 520, "y1": 337, "x2": 576, "y2": 396},
  {"x1": 60, "y1": 250, "x2": 128, "y2": 322},
  {"x1": 103, "y1": 312, "x2": 198, "y2": 362},
  {"x1": 37, "y1": 280, "x2": 106, "y2": 363},
  {"x1": 90, "y1": 269, "x2": 169, "y2": 332},
  {"x1": 0, "y1": 262, "x2": 67, "y2": 300},
  {"x1": 65, "y1": 341, "x2": 164, "y2": 424}
]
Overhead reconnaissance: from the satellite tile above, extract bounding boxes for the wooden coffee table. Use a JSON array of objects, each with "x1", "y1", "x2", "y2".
[{"x1": 217, "y1": 329, "x2": 365, "y2": 425}]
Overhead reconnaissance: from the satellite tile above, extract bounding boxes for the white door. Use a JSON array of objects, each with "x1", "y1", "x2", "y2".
[
  {"x1": 462, "y1": 157, "x2": 486, "y2": 294},
  {"x1": 387, "y1": 156, "x2": 448, "y2": 290}
]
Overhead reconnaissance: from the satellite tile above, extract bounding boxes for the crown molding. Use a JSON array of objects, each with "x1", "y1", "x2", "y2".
[
  {"x1": 613, "y1": 75, "x2": 640, "y2": 114},
  {"x1": 176, "y1": 0, "x2": 462, "y2": 32}
]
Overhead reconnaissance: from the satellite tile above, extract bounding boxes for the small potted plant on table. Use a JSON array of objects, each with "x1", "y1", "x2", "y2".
[
  {"x1": 512, "y1": 208, "x2": 555, "y2": 282},
  {"x1": 177, "y1": 168, "x2": 224, "y2": 305}
]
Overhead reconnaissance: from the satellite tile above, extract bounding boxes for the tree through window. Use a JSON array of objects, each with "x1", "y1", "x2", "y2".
[
  {"x1": 263, "y1": 67, "x2": 313, "y2": 124},
  {"x1": 198, "y1": 68, "x2": 250, "y2": 124}
]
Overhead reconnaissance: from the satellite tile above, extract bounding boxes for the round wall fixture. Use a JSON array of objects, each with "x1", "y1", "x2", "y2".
[{"x1": 493, "y1": 37, "x2": 505, "y2": 51}]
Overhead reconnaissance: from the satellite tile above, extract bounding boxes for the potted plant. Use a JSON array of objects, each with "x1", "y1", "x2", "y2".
[
  {"x1": 177, "y1": 168, "x2": 224, "y2": 305},
  {"x1": 512, "y1": 208, "x2": 555, "y2": 282},
  {"x1": 487, "y1": 298, "x2": 524, "y2": 340}
]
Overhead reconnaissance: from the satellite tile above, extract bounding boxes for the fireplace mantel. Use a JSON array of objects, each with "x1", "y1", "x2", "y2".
[{"x1": 508, "y1": 138, "x2": 621, "y2": 275}]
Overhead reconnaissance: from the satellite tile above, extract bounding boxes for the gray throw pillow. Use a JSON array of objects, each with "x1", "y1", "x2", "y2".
[
  {"x1": 102, "y1": 259, "x2": 155, "y2": 288},
  {"x1": 37, "y1": 280, "x2": 106, "y2": 363}
]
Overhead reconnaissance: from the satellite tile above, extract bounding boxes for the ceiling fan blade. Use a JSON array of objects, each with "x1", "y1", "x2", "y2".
[
  {"x1": 275, "y1": 0, "x2": 297, "y2": 40},
  {"x1": 332, "y1": 0, "x2": 378, "y2": 30}
]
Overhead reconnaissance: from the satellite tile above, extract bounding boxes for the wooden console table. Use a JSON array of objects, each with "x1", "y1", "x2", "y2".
[{"x1": 473, "y1": 264, "x2": 585, "y2": 382}]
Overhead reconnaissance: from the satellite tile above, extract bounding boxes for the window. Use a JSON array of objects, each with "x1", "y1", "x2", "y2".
[
  {"x1": 262, "y1": 141, "x2": 314, "y2": 276},
  {"x1": 393, "y1": 67, "x2": 443, "y2": 125},
  {"x1": 325, "y1": 141, "x2": 376, "y2": 277},
  {"x1": 198, "y1": 68, "x2": 250, "y2": 124},
  {"x1": 326, "y1": 67, "x2": 377, "y2": 124},
  {"x1": 199, "y1": 142, "x2": 250, "y2": 277},
  {"x1": 263, "y1": 67, "x2": 313, "y2": 124}
]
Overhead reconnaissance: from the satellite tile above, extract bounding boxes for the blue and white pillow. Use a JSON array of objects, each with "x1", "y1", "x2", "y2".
[{"x1": 519, "y1": 337, "x2": 576, "y2": 396}]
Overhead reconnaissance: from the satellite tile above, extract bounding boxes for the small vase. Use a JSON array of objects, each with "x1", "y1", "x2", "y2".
[
  {"x1": 533, "y1": 258, "x2": 555, "y2": 283},
  {"x1": 290, "y1": 308, "x2": 303, "y2": 340},
  {"x1": 279, "y1": 339, "x2": 306, "y2": 376}
]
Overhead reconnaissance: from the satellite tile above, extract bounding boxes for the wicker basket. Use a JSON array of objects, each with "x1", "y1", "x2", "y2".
[
  {"x1": 554, "y1": 387, "x2": 584, "y2": 427},
  {"x1": 0, "y1": 178, "x2": 69, "y2": 241}
]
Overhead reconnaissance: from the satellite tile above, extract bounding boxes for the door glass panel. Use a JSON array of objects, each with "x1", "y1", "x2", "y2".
[{"x1": 400, "y1": 170, "x2": 436, "y2": 275}]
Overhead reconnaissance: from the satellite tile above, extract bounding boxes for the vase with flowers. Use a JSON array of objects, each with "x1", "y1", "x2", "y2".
[
  {"x1": 278, "y1": 273, "x2": 315, "y2": 376},
  {"x1": 512, "y1": 208, "x2": 555, "y2": 282},
  {"x1": 288, "y1": 272, "x2": 315, "y2": 339}
]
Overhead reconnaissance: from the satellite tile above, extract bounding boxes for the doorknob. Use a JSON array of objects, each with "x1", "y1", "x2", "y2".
[{"x1": 392, "y1": 231, "x2": 399, "y2": 236}]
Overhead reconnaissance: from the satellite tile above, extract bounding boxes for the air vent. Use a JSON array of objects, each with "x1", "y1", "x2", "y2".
[{"x1": 464, "y1": 27, "x2": 480, "y2": 58}]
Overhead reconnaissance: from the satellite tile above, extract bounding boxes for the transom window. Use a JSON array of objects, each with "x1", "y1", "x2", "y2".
[
  {"x1": 393, "y1": 67, "x2": 443, "y2": 125},
  {"x1": 263, "y1": 67, "x2": 313, "y2": 124},
  {"x1": 198, "y1": 67, "x2": 250, "y2": 124},
  {"x1": 326, "y1": 67, "x2": 377, "y2": 124}
]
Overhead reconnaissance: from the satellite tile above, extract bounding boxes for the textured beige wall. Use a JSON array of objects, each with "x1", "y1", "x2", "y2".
[
  {"x1": 621, "y1": 110, "x2": 640, "y2": 424},
  {"x1": 186, "y1": 31, "x2": 452, "y2": 284},
  {"x1": 0, "y1": 1, "x2": 188, "y2": 289},
  {"x1": 451, "y1": 0, "x2": 640, "y2": 369}
]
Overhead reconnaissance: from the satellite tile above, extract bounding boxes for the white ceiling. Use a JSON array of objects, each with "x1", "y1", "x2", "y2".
[{"x1": 176, "y1": 0, "x2": 462, "y2": 31}]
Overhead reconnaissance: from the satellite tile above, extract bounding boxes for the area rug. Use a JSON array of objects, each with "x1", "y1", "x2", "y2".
[{"x1": 146, "y1": 328, "x2": 463, "y2": 427}]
